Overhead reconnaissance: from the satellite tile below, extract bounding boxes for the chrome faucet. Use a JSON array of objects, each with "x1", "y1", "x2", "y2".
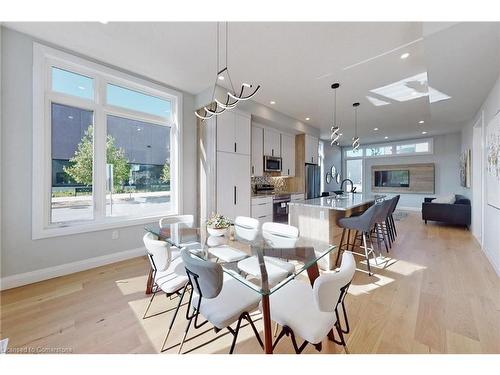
[{"x1": 340, "y1": 178, "x2": 356, "y2": 193}]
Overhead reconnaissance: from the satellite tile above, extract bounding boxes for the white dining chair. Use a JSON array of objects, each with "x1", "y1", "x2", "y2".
[
  {"x1": 208, "y1": 216, "x2": 256, "y2": 263},
  {"x1": 237, "y1": 222, "x2": 298, "y2": 286},
  {"x1": 142, "y1": 232, "x2": 190, "y2": 352},
  {"x1": 158, "y1": 214, "x2": 199, "y2": 257},
  {"x1": 263, "y1": 251, "x2": 356, "y2": 353},
  {"x1": 178, "y1": 250, "x2": 264, "y2": 354}
]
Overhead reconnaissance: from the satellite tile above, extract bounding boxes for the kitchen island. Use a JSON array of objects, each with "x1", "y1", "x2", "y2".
[{"x1": 288, "y1": 193, "x2": 385, "y2": 270}]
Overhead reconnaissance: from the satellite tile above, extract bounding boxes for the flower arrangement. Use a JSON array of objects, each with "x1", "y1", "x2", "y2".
[{"x1": 206, "y1": 214, "x2": 232, "y2": 229}]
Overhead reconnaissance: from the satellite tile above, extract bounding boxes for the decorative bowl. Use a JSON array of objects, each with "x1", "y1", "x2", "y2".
[{"x1": 207, "y1": 227, "x2": 228, "y2": 237}]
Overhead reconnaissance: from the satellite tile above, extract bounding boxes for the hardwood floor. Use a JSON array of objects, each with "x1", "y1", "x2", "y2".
[{"x1": 1, "y1": 212, "x2": 498, "y2": 354}]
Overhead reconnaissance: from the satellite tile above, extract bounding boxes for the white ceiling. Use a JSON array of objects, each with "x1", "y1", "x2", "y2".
[{"x1": 5, "y1": 21, "x2": 500, "y2": 145}]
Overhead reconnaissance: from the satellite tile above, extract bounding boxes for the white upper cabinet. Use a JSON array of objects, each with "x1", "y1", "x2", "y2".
[
  {"x1": 216, "y1": 111, "x2": 250, "y2": 155},
  {"x1": 305, "y1": 134, "x2": 319, "y2": 164},
  {"x1": 216, "y1": 111, "x2": 235, "y2": 153},
  {"x1": 281, "y1": 133, "x2": 295, "y2": 177},
  {"x1": 263, "y1": 128, "x2": 281, "y2": 157},
  {"x1": 234, "y1": 113, "x2": 251, "y2": 155},
  {"x1": 251, "y1": 126, "x2": 264, "y2": 177}
]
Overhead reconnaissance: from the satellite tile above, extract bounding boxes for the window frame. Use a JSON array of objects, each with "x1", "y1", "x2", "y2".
[
  {"x1": 33, "y1": 43, "x2": 183, "y2": 239},
  {"x1": 344, "y1": 138, "x2": 434, "y2": 160}
]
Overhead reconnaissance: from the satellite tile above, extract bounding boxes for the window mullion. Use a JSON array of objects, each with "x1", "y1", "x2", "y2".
[{"x1": 93, "y1": 77, "x2": 107, "y2": 220}]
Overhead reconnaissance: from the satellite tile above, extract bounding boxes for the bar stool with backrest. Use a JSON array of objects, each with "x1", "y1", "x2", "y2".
[
  {"x1": 387, "y1": 195, "x2": 400, "y2": 241},
  {"x1": 372, "y1": 198, "x2": 394, "y2": 253},
  {"x1": 336, "y1": 203, "x2": 383, "y2": 275},
  {"x1": 237, "y1": 222, "x2": 297, "y2": 286},
  {"x1": 178, "y1": 249, "x2": 264, "y2": 354},
  {"x1": 263, "y1": 251, "x2": 356, "y2": 354}
]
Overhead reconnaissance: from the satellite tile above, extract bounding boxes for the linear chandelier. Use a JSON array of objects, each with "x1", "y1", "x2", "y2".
[
  {"x1": 195, "y1": 22, "x2": 260, "y2": 121},
  {"x1": 352, "y1": 102, "x2": 360, "y2": 150},
  {"x1": 330, "y1": 83, "x2": 341, "y2": 146}
]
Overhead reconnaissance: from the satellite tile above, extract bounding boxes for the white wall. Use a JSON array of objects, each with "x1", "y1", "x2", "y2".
[
  {"x1": 0, "y1": 27, "x2": 198, "y2": 283},
  {"x1": 361, "y1": 133, "x2": 463, "y2": 209},
  {"x1": 461, "y1": 73, "x2": 500, "y2": 275},
  {"x1": 322, "y1": 141, "x2": 342, "y2": 192}
]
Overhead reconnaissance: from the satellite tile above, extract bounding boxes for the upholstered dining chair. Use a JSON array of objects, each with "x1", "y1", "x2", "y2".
[
  {"x1": 237, "y1": 222, "x2": 298, "y2": 286},
  {"x1": 142, "y1": 232, "x2": 190, "y2": 351},
  {"x1": 208, "y1": 216, "x2": 257, "y2": 263},
  {"x1": 264, "y1": 251, "x2": 356, "y2": 354},
  {"x1": 178, "y1": 249, "x2": 264, "y2": 354}
]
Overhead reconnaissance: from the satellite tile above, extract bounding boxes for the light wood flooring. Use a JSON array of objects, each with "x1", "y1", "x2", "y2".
[{"x1": 1, "y1": 212, "x2": 499, "y2": 354}]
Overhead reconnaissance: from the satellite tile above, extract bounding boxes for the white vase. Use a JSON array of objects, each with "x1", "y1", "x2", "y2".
[{"x1": 207, "y1": 227, "x2": 228, "y2": 237}]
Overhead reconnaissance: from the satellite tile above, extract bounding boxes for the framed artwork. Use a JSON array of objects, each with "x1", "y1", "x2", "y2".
[
  {"x1": 459, "y1": 149, "x2": 471, "y2": 188},
  {"x1": 486, "y1": 111, "x2": 500, "y2": 209}
]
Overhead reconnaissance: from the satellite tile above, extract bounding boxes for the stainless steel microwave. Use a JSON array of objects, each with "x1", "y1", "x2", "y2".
[{"x1": 264, "y1": 155, "x2": 282, "y2": 172}]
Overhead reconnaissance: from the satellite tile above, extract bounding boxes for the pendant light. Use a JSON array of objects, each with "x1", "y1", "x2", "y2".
[
  {"x1": 352, "y1": 102, "x2": 360, "y2": 150},
  {"x1": 195, "y1": 22, "x2": 261, "y2": 121},
  {"x1": 330, "y1": 83, "x2": 341, "y2": 146}
]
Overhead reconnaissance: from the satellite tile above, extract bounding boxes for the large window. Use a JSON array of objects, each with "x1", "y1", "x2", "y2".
[
  {"x1": 33, "y1": 44, "x2": 181, "y2": 238},
  {"x1": 344, "y1": 138, "x2": 433, "y2": 160}
]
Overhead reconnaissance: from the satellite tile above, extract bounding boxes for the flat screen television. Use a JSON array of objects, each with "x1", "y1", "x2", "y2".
[{"x1": 374, "y1": 170, "x2": 410, "y2": 188}]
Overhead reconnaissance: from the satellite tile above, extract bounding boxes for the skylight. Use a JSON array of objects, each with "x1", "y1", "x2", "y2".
[
  {"x1": 366, "y1": 95, "x2": 391, "y2": 107},
  {"x1": 369, "y1": 72, "x2": 451, "y2": 104}
]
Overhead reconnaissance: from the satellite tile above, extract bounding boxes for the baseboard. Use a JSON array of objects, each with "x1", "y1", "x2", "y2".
[
  {"x1": 397, "y1": 206, "x2": 422, "y2": 212},
  {"x1": 482, "y1": 246, "x2": 500, "y2": 277},
  {"x1": 0, "y1": 247, "x2": 146, "y2": 291}
]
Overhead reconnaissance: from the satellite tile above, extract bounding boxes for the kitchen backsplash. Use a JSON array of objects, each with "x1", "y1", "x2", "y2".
[{"x1": 251, "y1": 176, "x2": 287, "y2": 193}]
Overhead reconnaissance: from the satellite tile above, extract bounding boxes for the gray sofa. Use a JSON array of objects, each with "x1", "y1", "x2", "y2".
[{"x1": 421, "y1": 194, "x2": 471, "y2": 228}]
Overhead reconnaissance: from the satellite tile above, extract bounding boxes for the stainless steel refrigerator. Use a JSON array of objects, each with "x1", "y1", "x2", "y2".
[{"x1": 305, "y1": 163, "x2": 320, "y2": 199}]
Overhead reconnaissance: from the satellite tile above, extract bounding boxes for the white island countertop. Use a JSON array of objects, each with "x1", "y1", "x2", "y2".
[{"x1": 289, "y1": 193, "x2": 386, "y2": 211}]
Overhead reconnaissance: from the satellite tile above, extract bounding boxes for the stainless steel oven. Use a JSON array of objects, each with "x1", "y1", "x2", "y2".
[
  {"x1": 264, "y1": 155, "x2": 282, "y2": 172},
  {"x1": 273, "y1": 194, "x2": 291, "y2": 223}
]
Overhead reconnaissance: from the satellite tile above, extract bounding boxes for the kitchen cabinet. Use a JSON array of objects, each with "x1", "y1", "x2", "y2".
[
  {"x1": 251, "y1": 126, "x2": 264, "y2": 176},
  {"x1": 251, "y1": 196, "x2": 273, "y2": 226},
  {"x1": 281, "y1": 133, "x2": 295, "y2": 177},
  {"x1": 216, "y1": 111, "x2": 251, "y2": 155},
  {"x1": 217, "y1": 151, "x2": 251, "y2": 220},
  {"x1": 263, "y1": 128, "x2": 281, "y2": 157},
  {"x1": 305, "y1": 134, "x2": 319, "y2": 164}
]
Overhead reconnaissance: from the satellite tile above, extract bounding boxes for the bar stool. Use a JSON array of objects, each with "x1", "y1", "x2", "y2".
[
  {"x1": 387, "y1": 195, "x2": 400, "y2": 241},
  {"x1": 335, "y1": 203, "x2": 383, "y2": 275},
  {"x1": 372, "y1": 199, "x2": 394, "y2": 253}
]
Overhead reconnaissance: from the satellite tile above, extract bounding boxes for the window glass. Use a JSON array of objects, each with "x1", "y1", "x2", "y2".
[
  {"x1": 366, "y1": 146, "x2": 393, "y2": 157},
  {"x1": 415, "y1": 142, "x2": 429, "y2": 152},
  {"x1": 346, "y1": 159, "x2": 363, "y2": 193},
  {"x1": 105, "y1": 115, "x2": 171, "y2": 218},
  {"x1": 52, "y1": 67, "x2": 94, "y2": 100},
  {"x1": 107, "y1": 84, "x2": 171, "y2": 118},
  {"x1": 51, "y1": 103, "x2": 94, "y2": 223},
  {"x1": 396, "y1": 144, "x2": 417, "y2": 154},
  {"x1": 346, "y1": 148, "x2": 363, "y2": 158}
]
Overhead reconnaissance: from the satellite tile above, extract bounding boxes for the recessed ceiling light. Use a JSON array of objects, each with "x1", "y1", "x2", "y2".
[
  {"x1": 384, "y1": 136, "x2": 389, "y2": 139},
  {"x1": 400, "y1": 53, "x2": 410, "y2": 59},
  {"x1": 305, "y1": 117, "x2": 310, "y2": 121},
  {"x1": 422, "y1": 131, "x2": 427, "y2": 134},
  {"x1": 78, "y1": 86, "x2": 85, "y2": 90},
  {"x1": 419, "y1": 120, "x2": 425, "y2": 124},
  {"x1": 68, "y1": 116, "x2": 74, "y2": 120},
  {"x1": 339, "y1": 133, "x2": 343, "y2": 136},
  {"x1": 374, "y1": 127, "x2": 379, "y2": 131},
  {"x1": 218, "y1": 75, "x2": 225, "y2": 81},
  {"x1": 270, "y1": 101, "x2": 276, "y2": 105}
]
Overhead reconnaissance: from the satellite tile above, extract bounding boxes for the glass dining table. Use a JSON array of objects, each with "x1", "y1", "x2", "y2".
[{"x1": 144, "y1": 222, "x2": 337, "y2": 354}]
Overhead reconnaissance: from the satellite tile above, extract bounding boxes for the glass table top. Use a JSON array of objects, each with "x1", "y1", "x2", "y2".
[{"x1": 144, "y1": 222, "x2": 336, "y2": 296}]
